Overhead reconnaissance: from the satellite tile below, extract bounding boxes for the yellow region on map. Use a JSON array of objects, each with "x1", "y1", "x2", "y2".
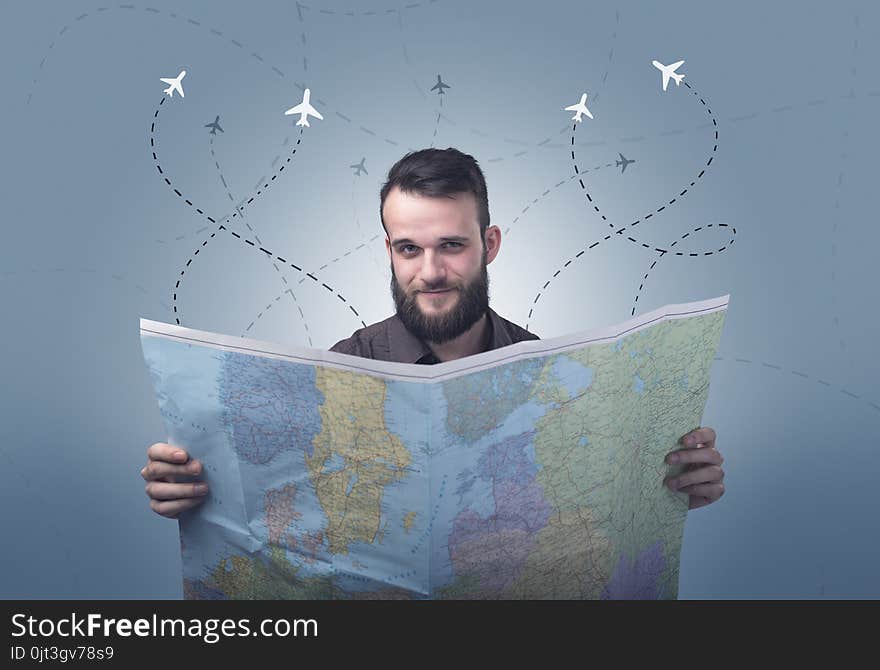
[{"x1": 309, "y1": 367, "x2": 412, "y2": 554}]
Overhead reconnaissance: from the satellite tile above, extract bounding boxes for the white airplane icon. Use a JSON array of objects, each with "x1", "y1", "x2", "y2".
[
  {"x1": 652, "y1": 60, "x2": 685, "y2": 92},
  {"x1": 159, "y1": 70, "x2": 186, "y2": 98},
  {"x1": 284, "y1": 88, "x2": 324, "y2": 127},
  {"x1": 564, "y1": 93, "x2": 593, "y2": 122}
]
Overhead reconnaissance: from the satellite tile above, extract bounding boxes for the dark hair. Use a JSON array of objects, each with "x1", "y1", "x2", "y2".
[{"x1": 379, "y1": 147, "x2": 490, "y2": 241}]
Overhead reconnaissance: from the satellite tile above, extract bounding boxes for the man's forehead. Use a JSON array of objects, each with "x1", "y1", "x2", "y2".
[{"x1": 384, "y1": 188, "x2": 479, "y2": 240}]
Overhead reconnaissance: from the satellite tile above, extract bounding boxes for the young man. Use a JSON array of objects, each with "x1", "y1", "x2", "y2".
[
  {"x1": 142, "y1": 148, "x2": 725, "y2": 518},
  {"x1": 328, "y1": 146, "x2": 538, "y2": 363}
]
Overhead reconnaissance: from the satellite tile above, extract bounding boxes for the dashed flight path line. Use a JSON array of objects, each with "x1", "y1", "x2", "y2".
[
  {"x1": 504, "y1": 159, "x2": 634, "y2": 238},
  {"x1": 163, "y1": 131, "x2": 315, "y2": 244},
  {"x1": 430, "y1": 94, "x2": 444, "y2": 148},
  {"x1": 27, "y1": 4, "x2": 403, "y2": 152},
  {"x1": 149, "y1": 96, "x2": 367, "y2": 329},
  {"x1": 714, "y1": 355, "x2": 880, "y2": 416},
  {"x1": 300, "y1": 0, "x2": 616, "y2": 163},
  {"x1": 395, "y1": 5, "x2": 620, "y2": 162},
  {"x1": 630, "y1": 222, "x2": 735, "y2": 316},
  {"x1": 209, "y1": 135, "x2": 315, "y2": 346},
  {"x1": 244, "y1": 180, "x2": 385, "y2": 340},
  {"x1": 296, "y1": 182, "x2": 385, "y2": 287},
  {"x1": 248, "y1": 225, "x2": 384, "y2": 338},
  {"x1": 525, "y1": 79, "x2": 728, "y2": 330},
  {"x1": 33, "y1": 2, "x2": 624, "y2": 165}
]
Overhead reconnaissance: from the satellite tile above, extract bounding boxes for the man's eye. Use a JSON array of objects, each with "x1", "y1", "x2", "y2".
[{"x1": 398, "y1": 243, "x2": 460, "y2": 254}]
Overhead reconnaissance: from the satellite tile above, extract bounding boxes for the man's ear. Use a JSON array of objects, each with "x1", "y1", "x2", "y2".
[{"x1": 485, "y1": 225, "x2": 501, "y2": 264}]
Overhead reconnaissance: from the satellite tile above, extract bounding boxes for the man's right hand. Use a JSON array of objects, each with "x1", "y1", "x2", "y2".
[{"x1": 141, "y1": 443, "x2": 209, "y2": 519}]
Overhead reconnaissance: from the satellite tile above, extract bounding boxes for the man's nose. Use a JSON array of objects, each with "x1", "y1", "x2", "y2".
[{"x1": 419, "y1": 250, "x2": 446, "y2": 284}]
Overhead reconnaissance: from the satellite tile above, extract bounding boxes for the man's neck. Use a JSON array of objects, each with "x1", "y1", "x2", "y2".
[{"x1": 427, "y1": 312, "x2": 490, "y2": 362}]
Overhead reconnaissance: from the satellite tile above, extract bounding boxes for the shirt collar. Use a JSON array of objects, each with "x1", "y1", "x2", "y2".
[{"x1": 388, "y1": 307, "x2": 510, "y2": 364}]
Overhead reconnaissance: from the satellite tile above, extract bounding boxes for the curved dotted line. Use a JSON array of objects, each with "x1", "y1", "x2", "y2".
[
  {"x1": 149, "y1": 96, "x2": 367, "y2": 329},
  {"x1": 208, "y1": 136, "x2": 265, "y2": 244},
  {"x1": 220, "y1": 161, "x2": 388, "y2": 340},
  {"x1": 29, "y1": 3, "x2": 303, "y2": 105},
  {"x1": 208, "y1": 135, "x2": 315, "y2": 346},
  {"x1": 478, "y1": 7, "x2": 621, "y2": 163},
  {"x1": 29, "y1": 4, "x2": 880, "y2": 165},
  {"x1": 151, "y1": 96, "x2": 299, "y2": 228},
  {"x1": 305, "y1": 0, "x2": 620, "y2": 163},
  {"x1": 298, "y1": 233, "x2": 382, "y2": 284},
  {"x1": 429, "y1": 93, "x2": 444, "y2": 148},
  {"x1": 630, "y1": 223, "x2": 736, "y2": 316},
  {"x1": 295, "y1": 185, "x2": 386, "y2": 285},
  {"x1": 390, "y1": 7, "x2": 427, "y2": 103},
  {"x1": 245, "y1": 178, "x2": 387, "y2": 337},
  {"x1": 396, "y1": 6, "x2": 620, "y2": 163},
  {"x1": 161, "y1": 134, "x2": 319, "y2": 245},
  {"x1": 713, "y1": 355, "x2": 880, "y2": 416},
  {"x1": 295, "y1": 2, "x2": 309, "y2": 73},
  {"x1": 503, "y1": 160, "x2": 632, "y2": 238},
  {"x1": 587, "y1": 7, "x2": 620, "y2": 107},
  {"x1": 295, "y1": 3, "x2": 417, "y2": 147},
  {"x1": 242, "y1": 282, "x2": 311, "y2": 342},
  {"x1": 173, "y1": 224, "x2": 366, "y2": 330},
  {"x1": 30, "y1": 1, "x2": 405, "y2": 252},
  {"x1": 592, "y1": 81, "x2": 717, "y2": 235},
  {"x1": 831, "y1": 12, "x2": 860, "y2": 361},
  {"x1": 284, "y1": 174, "x2": 388, "y2": 287},
  {"x1": 25, "y1": 3, "x2": 403, "y2": 152},
  {"x1": 301, "y1": 0, "x2": 441, "y2": 19},
  {"x1": 525, "y1": 79, "x2": 719, "y2": 330},
  {"x1": 383, "y1": 2, "x2": 447, "y2": 148},
  {"x1": 592, "y1": 86, "x2": 880, "y2": 152},
  {"x1": 350, "y1": 176, "x2": 389, "y2": 276},
  {"x1": 167, "y1": 152, "x2": 388, "y2": 308},
  {"x1": 209, "y1": 136, "x2": 264, "y2": 243}
]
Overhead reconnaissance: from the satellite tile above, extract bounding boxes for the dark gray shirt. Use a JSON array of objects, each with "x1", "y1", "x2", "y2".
[{"x1": 329, "y1": 307, "x2": 540, "y2": 364}]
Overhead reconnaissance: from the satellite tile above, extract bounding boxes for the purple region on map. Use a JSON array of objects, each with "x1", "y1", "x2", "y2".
[
  {"x1": 447, "y1": 429, "x2": 552, "y2": 594},
  {"x1": 601, "y1": 540, "x2": 667, "y2": 600}
]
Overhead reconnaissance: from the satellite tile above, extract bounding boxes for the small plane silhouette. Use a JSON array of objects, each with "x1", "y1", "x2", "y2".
[
  {"x1": 430, "y1": 74, "x2": 451, "y2": 94},
  {"x1": 350, "y1": 158, "x2": 367, "y2": 176},
  {"x1": 284, "y1": 88, "x2": 324, "y2": 127},
  {"x1": 652, "y1": 60, "x2": 685, "y2": 92},
  {"x1": 616, "y1": 153, "x2": 635, "y2": 173},
  {"x1": 159, "y1": 70, "x2": 186, "y2": 98},
  {"x1": 204, "y1": 115, "x2": 223, "y2": 135},
  {"x1": 564, "y1": 93, "x2": 593, "y2": 122}
]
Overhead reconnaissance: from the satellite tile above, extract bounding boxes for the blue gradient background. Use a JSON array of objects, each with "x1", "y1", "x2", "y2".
[{"x1": 1, "y1": 0, "x2": 877, "y2": 598}]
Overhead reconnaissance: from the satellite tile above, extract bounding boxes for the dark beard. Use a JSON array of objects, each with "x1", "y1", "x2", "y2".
[{"x1": 390, "y1": 251, "x2": 490, "y2": 345}]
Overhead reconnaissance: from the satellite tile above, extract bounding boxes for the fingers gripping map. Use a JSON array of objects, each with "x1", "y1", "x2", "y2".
[{"x1": 140, "y1": 295, "x2": 728, "y2": 599}]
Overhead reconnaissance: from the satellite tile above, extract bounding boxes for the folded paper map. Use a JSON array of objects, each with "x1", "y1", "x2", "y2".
[{"x1": 140, "y1": 294, "x2": 728, "y2": 599}]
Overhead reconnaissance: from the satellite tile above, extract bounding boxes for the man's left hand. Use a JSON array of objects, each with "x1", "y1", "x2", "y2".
[{"x1": 664, "y1": 426, "x2": 725, "y2": 510}]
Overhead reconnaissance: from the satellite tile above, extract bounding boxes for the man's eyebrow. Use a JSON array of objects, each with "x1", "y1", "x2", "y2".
[{"x1": 391, "y1": 236, "x2": 470, "y2": 246}]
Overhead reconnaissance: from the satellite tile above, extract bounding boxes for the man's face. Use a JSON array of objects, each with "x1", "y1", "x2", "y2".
[{"x1": 383, "y1": 186, "x2": 498, "y2": 344}]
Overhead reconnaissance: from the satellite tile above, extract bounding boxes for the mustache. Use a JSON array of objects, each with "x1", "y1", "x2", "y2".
[{"x1": 390, "y1": 261, "x2": 490, "y2": 346}]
